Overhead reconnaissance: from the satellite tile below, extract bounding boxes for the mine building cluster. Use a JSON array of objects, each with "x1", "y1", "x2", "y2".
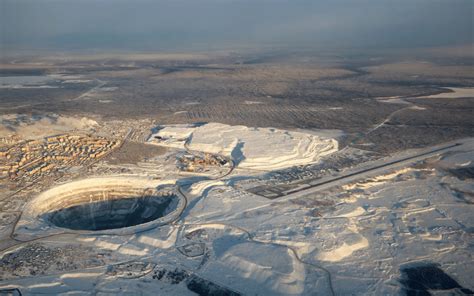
[
  {"x1": 177, "y1": 153, "x2": 228, "y2": 173},
  {"x1": 0, "y1": 134, "x2": 120, "y2": 185}
]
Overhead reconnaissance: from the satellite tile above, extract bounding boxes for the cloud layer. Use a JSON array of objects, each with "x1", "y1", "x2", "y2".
[{"x1": 2, "y1": 0, "x2": 473, "y2": 51}]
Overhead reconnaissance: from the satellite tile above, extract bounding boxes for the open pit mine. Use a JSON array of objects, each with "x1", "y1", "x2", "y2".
[{"x1": 0, "y1": 118, "x2": 473, "y2": 296}]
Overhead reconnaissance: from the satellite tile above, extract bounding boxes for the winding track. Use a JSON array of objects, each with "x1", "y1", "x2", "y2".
[
  {"x1": 178, "y1": 220, "x2": 336, "y2": 296},
  {"x1": 176, "y1": 183, "x2": 336, "y2": 295}
]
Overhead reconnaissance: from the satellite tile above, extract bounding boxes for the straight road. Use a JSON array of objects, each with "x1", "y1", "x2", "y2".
[{"x1": 276, "y1": 138, "x2": 472, "y2": 202}]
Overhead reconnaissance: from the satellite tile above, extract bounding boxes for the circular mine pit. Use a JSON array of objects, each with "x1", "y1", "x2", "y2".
[
  {"x1": 18, "y1": 177, "x2": 185, "y2": 236},
  {"x1": 45, "y1": 190, "x2": 178, "y2": 231}
]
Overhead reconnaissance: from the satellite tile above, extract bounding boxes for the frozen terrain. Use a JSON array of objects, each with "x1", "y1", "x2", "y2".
[
  {"x1": 421, "y1": 87, "x2": 474, "y2": 99},
  {"x1": 0, "y1": 120, "x2": 473, "y2": 296},
  {"x1": 0, "y1": 114, "x2": 98, "y2": 139},
  {"x1": 148, "y1": 122, "x2": 339, "y2": 170},
  {"x1": 1, "y1": 139, "x2": 473, "y2": 295}
]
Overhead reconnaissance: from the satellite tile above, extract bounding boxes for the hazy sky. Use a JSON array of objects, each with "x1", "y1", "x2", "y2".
[{"x1": 1, "y1": 0, "x2": 473, "y2": 52}]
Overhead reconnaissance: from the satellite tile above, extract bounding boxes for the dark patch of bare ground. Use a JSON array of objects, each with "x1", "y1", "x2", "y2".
[
  {"x1": 0, "y1": 86, "x2": 91, "y2": 110},
  {"x1": 1, "y1": 49, "x2": 473, "y2": 154},
  {"x1": 152, "y1": 267, "x2": 241, "y2": 295},
  {"x1": 358, "y1": 97, "x2": 474, "y2": 153},
  {"x1": 105, "y1": 140, "x2": 167, "y2": 165},
  {"x1": 0, "y1": 242, "x2": 111, "y2": 280},
  {"x1": 360, "y1": 125, "x2": 472, "y2": 154},
  {"x1": 400, "y1": 263, "x2": 473, "y2": 296}
]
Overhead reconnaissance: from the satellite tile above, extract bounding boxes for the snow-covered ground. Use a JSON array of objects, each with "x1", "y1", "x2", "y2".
[
  {"x1": 421, "y1": 87, "x2": 474, "y2": 99},
  {"x1": 148, "y1": 122, "x2": 339, "y2": 170},
  {"x1": 0, "y1": 114, "x2": 98, "y2": 139},
  {"x1": 1, "y1": 122, "x2": 473, "y2": 295},
  {"x1": 0, "y1": 74, "x2": 95, "y2": 89},
  {"x1": 2, "y1": 145, "x2": 473, "y2": 295}
]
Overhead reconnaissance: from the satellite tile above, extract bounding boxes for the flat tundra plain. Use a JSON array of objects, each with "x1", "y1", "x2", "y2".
[{"x1": 0, "y1": 48, "x2": 473, "y2": 295}]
